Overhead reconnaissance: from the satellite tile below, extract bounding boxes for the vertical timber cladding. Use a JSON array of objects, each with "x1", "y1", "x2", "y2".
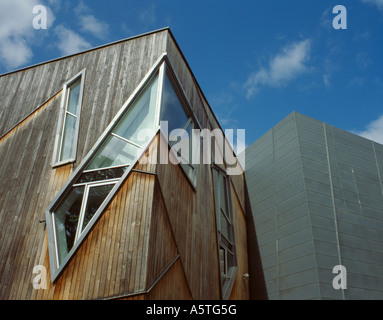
[
  {"x1": 0, "y1": 91, "x2": 66, "y2": 300},
  {"x1": 0, "y1": 29, "x2": 168, "y2": 299},
  {"x1": 0, "y1": 28, "x2": 249, "y2": 299},
  {"x1": 145, "y1": 31, "x2": 249, "y2": 300},
  {"x1": 37, "y1": 136, "x2": 159, "y2": 300}
]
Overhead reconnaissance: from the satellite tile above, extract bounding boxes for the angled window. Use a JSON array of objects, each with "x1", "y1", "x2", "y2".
[
  {"x1": 212, "y1": 165, "x2": 237, "y2": 299},
  {"x1": 160, "y1": 68, "x2": 200, "y2": 188},
  {"x1": 46, "y1": 54, "x2": 202, "y2": 281},
  {"x1": 53, "y1": 69, "x2": 86, "y2": 166},
  {"x1": 47, "y1": 65, "x2": 161, "y2": 280},
  {"x1": 86, "y1": 75, "x2": 158, "y2": 170}
]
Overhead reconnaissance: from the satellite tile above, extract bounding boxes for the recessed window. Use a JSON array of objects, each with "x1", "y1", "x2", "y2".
[
  {"x1": 160, "y1": 70, "x2": 200, "y2": 188},
  {"x1": 53, "y1": 70, "x2": 85, "y2": 166},
  {"x1": 212, "y1": 165, "x2": 237, "y2": 299}
]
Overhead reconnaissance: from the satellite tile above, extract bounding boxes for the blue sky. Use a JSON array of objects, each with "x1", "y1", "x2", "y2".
[{"x1": 1, "y1": 0, "x2": 383, "y2": 148}]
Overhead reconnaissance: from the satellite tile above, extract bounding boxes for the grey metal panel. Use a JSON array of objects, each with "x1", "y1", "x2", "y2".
[
  {"x1": 318, "y1": 282, "x2": 344, "y2": 300},
  {"x1": 300, "y1": 146, "x2": 328, "y2": 165},
  {"x1": 346, "y1": 273, "x2": 383, "y2": 292},
  {"x1": 252, "y1": 207, "x2": 275, "y2": 226},
  {"x1": 274, "y1": 147, "x2": 301, "y2": 171},
  {"x1": 277, "y1": 202, "x2": 308, "y2": 226},
  {"x1": 339, "y1": 232, "x2": 383, "y2": 254},
  {"x1": 277, "y1": 227, "x2": 312, "y2": 251},
  {"x1": 311, "y1": 226, "x2": 339, "y2": 245},
  {"x1": 276, "y1": 190, "x2": 307, "y2": 216},
  {"x1": 279, "y1": 268, "x2": 320, "y2": 293},
  {"x1": 278, "y1": 254, "x2": 317, "y2": 277},
  {"x1": 301, "y1": 157, "x2": 330, "y2": 175},
  {"x1": 279, "y1": 283, "x2": 321, "y2": 300},
  {"x1": 313, "y1": 239, "x2": 339, "y2": 258},
  {"x1": 278, "y1": 214, "x2": 311, "y2": 239},
  {"x1": 278, "y1": 240, "x2": 314, "y2": 265},
  {"x1": 245, "y1": 111, "x2": 383, "y2": 299},
  {"x1": 276, "y1": 178, "x2": 305, "y2": 202},
  {"x1": 306, "y1": 189, "x2": 334, "y2": 207},
  {"x1": 345, "y1": 287, "x2": 383, "y2": 300},
  {"x1": 310, "y1": 215, "x2": 337, "y2": 232}
]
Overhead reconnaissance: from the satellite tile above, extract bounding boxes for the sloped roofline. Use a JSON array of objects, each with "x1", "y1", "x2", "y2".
[
  {"x1": 0, "y1": 26, "x2": 244, "y2": 164},
  {"x1": 0, "y1": 27, "x2": 171, "y2": 77}
]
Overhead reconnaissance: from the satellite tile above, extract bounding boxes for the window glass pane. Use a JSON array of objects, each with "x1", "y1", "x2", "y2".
[
  {"x1": 160, "y1": 73, "x2": 188, "y2": 133},
  {"x1": 81, "y1": 183, "x2": 115, "y2": 232},
  {"x1": 171, "y1": 126, "x2": 190, "y2": 164},
  {"x1": 227, "y1": 250, "x2": 235, "y2": 271},
  {"x1": 86, "y1": 135, "x2": 140, "y2": 170},
  {"x1": 219, "y1": 247, "x2": 226, "y2": 276},
  {"x1": 184, "y1": 122, "x2": 192, "y2": 163},
  {"x1": 53, "y1": 186, "x2": 84, "y2": 264},
  {"x1": 221, "y1": 235, "x2": 233, "y2": 252},
  {"x1": 60, "y1": 113, "x2": 77, "y2": 161},
  {"x1": 67, "y1": 78, "x2": 81, "y2": 115},
  {"x1": 113, "y1": 76, "x2": 158, "y2": 146},
  {"x1": 77, "y1": 166, "x2": 127, "y2": 184},
  {"x1": 220, "y1": 209, "x2": 230, "y2": 240},
  {"x1": 219, "y1": 173, "x2": 228, "y2": 212}
]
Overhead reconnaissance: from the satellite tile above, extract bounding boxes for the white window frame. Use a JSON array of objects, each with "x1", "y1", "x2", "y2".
[
  {"x1": 52, "y1": 179, "x2": 118, "y2": 267},
  {"x1": 46, "y1": 53, "x2": 203, "y2": 282},
  {"x1": 162, "y1": 63, "x2": 201, "y2": 189},
  {"x1": 52, "y1": 69, "x2": 86, "y2": 167},
  {"x1": 46, "y1": 56, "x2": 166, "y2": 282},
  {"x1": 212, "y1": 164, "x2": 237, "y2": 300}
]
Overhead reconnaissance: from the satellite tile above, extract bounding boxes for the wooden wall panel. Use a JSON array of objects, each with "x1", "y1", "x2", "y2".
[
  {"x1": 229, "y1": 182, "x2": 250, "y2": 300},
  {"x1": 145, "y1": 259, "x2": 192, "y2": 300},
  {"x1": 0, "y1": 29, "x2": 250, "y2": 300},
  {"x1": 0, "y1": 92, "x2": 71, "y2": 300},
  {"x1": 156, "y1": 158, "x2": 222, "y2": 299},
  {"x1": 0, "y1": 30, "x2": 168, "y2": 299},
  {"x1": 32, "y1": 171, "x2": 156, "y2": 300},
  {"x1": 146, "y1": 181, "x2": 178, "y2": 289},
  {"x1": 0, "y1": 30, "x2": 168, "y2": 141},
  {"x1": 165, "y1": 32, "x2": 246, "y2": 221}
]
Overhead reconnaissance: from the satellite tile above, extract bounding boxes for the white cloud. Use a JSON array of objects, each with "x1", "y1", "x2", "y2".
[
  {"x1": 0, "y1": 38, "x2": 32, "y2": 69},
  {"x1": 355, "y1": 114, "x2": 383, "y2": 144},
  {"x1": 361, "y1": 0, "x2": 383, "y2": 10},
  {"x1": 0, "y1": 0, "x2": 53, "y2": 69},
  {"x1": 54, "y1": 25, "x2": 91, "y2": 56},
  {"x1": 74, "y1": 1, "x2": 109, "y2": 39},
  {"x1": 244, "y1": 39, "x2": 311, "y2": 98},
  {"x1": 139, "y1": 3, "x2": 157, "y2": 26},
  {"x1": 323, "y1": 74, "x2": 331, "y2": 87},
  {"x1": 79, "y1": 14, "x2": 109, "y2": 39}
]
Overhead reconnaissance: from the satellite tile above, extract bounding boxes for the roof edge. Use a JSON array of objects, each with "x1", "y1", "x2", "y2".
[{"x1": 0, "y1": 27, "x2": 170, "y2": 77}]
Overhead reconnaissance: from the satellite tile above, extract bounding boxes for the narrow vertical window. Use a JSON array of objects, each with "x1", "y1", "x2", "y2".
[
  {"x1": 160, "y1": 68, "x2": 200, "y2": 188},
  {"x1": 212, "y1": 165, "x2": 237, "y2": 299},
  {"x1": 53, "y1": 70, "x2": 85, "y2": 166}
]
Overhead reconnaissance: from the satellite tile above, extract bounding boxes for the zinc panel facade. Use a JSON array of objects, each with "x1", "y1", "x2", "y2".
[{"x1": 246, "y1": 111, "x2": 383, "y2": 299}]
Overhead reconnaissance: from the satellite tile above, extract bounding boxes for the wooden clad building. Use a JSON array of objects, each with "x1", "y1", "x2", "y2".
[{"x1": 0, "y1": 28, "x2": 250, "y2": 300}]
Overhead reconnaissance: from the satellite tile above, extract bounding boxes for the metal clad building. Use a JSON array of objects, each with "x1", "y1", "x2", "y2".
[{"x1": 245, "y1": 111, "x2": 383, "y2": 299}]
